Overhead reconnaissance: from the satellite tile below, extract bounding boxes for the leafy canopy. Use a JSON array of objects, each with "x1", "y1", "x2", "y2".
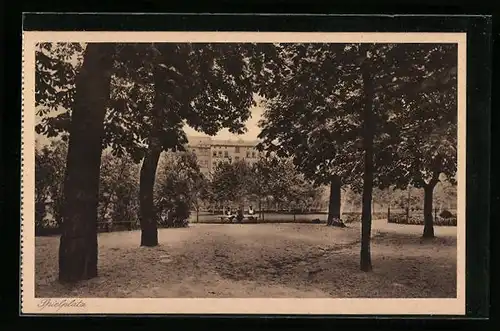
[{"x1": 35, "y1": 43, "x2": 283, "y2": 163}]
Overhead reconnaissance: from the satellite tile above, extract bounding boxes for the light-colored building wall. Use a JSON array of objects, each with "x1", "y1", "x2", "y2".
[
  {"x1": 186, "y1": 136, "x2": 212, "y2": 177},
  {"x1": 186, "y1": 136, "x2": 262, "y2": 176}
]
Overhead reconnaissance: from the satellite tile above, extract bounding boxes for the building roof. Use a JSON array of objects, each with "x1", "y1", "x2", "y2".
[{"x1": 187, "y1": 135, "x2": 259, "y2": 148}]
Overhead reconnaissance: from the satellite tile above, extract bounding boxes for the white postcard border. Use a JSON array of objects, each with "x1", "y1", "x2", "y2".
[{"x1": 21, "y1": 31, "x2": 467, "y2": 315}]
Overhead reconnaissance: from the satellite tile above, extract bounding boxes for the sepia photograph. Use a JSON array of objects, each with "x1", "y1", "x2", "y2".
[{"x1": 21, "y1": 31, "x2": 466, "y2": 315}]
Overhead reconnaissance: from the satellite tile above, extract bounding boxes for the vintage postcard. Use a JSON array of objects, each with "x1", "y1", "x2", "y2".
[{"x1": 21, "y1": 31, "x2": 466, "y2": 315}]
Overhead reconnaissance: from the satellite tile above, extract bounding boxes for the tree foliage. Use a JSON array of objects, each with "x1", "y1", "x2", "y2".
[
  {"x1": 35, "y1": 139, "x2": 68, "y2": 230},
  {"x1": 98, "y1": 152, "x2": 140, "y2": 229},
  {"x1": 210, "y1": 159, "x2": 253, "y2": 207},
  {"x1": 210, "y1": 156, "x2": 321, "y2": 213},
  {"x1": 35, "y1": 43, "x2": 284, "y2": 159},
  {"x1": 155, "y1": 151, "x2": 208, "y2": 227},
  {"x1": 256, "y1": 42, "x2": 458, "y2": 266}
]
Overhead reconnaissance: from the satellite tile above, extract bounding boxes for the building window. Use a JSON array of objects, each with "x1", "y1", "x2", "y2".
[
  {"x1": 246, "y1": 151, "x2": 250, "y2": 157},
  {"x1": 252, "y1": 152, "x2": 256, "y2": 158},
  {"x1": 224, "y1": 151, "x2": 228, "y2": 157},
  {"x1": 235, "y1": 146, "x2": 240, "y2": 153},
  {"x1": 213, "y1": 151, "x2": 217, "y2": 157},
  {"x1": 218, "y1": 151, "x2": 222, "y2": 156}
]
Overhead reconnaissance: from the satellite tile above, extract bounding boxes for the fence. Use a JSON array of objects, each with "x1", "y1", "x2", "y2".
[{"x1": 189, "y1": 210, "x2": 389, "y2": 224}]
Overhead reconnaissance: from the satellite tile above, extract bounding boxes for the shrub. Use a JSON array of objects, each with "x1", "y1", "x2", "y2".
[
  {"x1": 156, "y1": 198, "x2": 191, "y2": 228},
  {"x1": 388, "y1": 213, "x2": 457, "y2": 226},
  {"x1": 439, "y1": 209, "x2": 455, "y2": 219}
]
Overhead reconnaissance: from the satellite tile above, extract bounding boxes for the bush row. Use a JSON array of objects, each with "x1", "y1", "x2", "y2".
[{"x1": 388, "y1": 213, "x2": 457, "y2": 226}]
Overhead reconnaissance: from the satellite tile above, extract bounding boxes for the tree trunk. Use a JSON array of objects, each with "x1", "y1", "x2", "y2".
[
  {"x1": 422, "y1": 174, "x2": 439, "y2": 238},
  {"x1": 139, "y1": 65, "x2": 169, "y2": 246},
  {"x1": 58, "y1": 43, "x2": 114, "y2": 283},
  {"x1": 139, "y1": 143, "x2": 162, "y2": 246},
  {"x1": 327, "y1": 175, "x2": 341, "y2": 226},
  {"x1": 360, "y1": 63, "x2": 374, "y2": 272}
]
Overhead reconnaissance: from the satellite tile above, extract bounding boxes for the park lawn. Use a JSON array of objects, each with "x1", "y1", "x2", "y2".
[{"x1": 35, "y1": 221, "x2": 457, "y2": 298}]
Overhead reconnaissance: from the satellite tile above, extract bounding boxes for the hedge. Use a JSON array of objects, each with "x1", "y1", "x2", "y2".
[{"x1": 388, "y1": 213, "x2": 457, "y2": 226}]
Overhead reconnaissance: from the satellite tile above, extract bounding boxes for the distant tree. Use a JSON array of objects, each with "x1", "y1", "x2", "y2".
[
  {"x1": 98, "y1": 151, "x2": 140, "y2": 231},
  {"x1": 247, "y1": 155, "x2": 292, "y2": 219},
  {"x1": 35, "y1": 139, "x2": 68, "y2": 231},
  {"x1": 283, "y1": 167, "x2": 323, "y2": 219},
  {"x1": 35, "y1": 147, "x2": 51, "y2": 229},
  {"x1": 247, "y1": 157, "x2": 272, "y2": 219},
  {"x1": 434, "y1": 178, "x2": 457, "y2": 212},
  {"x1": 210, "y1": 159, "x2": 253, "y2": 211},
  {"x1": 155, "y1": 151, "x2": 207, "y2": 227},
  {"x1": 247, "y1": 155, "x2": 321, "y2": 218},
  {"x1": 191, "y1": 174, "x2": 211, "y2": 223}
]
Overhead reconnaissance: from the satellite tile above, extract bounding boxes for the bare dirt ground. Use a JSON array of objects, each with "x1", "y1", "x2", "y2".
[{"x1": 34, "y1": 220, "x2": 457, "y2": 298}]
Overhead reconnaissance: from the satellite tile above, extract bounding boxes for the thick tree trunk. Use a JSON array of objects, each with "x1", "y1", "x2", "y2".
[
  {"x1": 422, "y1": 173, "x2": 440, "y2": 238},
  {"x1": 139, "y1": 142, "x2": 162, "y2": 246},
  {"x1": 58, "y1": 43, "x2": 114, "y2": 283},
  {"x1": 360, "y1": 63, "x2": 375, "y2": 272},
  {"x1": 326, "y1": 175, "x2": 342, "y2": 226}
]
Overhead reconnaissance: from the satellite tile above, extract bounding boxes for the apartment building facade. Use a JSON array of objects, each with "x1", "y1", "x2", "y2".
[{"x1": 186, "y1": 136, "x2": 263, "y2": 177}]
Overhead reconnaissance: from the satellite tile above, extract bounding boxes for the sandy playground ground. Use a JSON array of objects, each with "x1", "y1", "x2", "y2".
[{"x1": 34, "y1": 219, "x2": 457, "y2": 298}]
